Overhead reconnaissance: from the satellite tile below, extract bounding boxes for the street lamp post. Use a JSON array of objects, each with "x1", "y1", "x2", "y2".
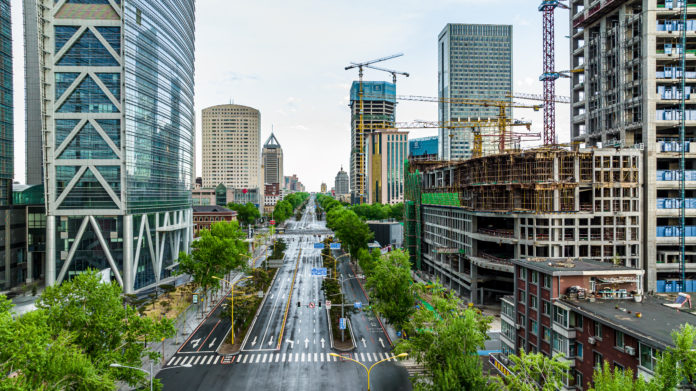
[
  {"x1": 213, "y1": 275, "x2": 252, "y2": 345},
  {"x1": 329, "y1": 352, "x2": 407, "y2": 391},
  {"x1": 110, "y1": 362, "x2": 192, "y2": 391}
]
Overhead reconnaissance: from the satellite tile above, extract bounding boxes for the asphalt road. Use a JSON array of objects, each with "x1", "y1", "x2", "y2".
[{"x1": 158, "y1": 197, "x2": 411, "y2": 390}]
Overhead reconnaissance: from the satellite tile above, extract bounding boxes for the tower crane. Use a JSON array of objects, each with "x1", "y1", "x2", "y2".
[
  {"x1": 508, "y1": 92, "x2": 571, "y2": 104},
  {"x1": 345, "y1": 53, "x2": 403, "y2": 204},
  {"x1": 352, "y1": 63, "x2": 410, "y2": 85},
  {"x1": 363, "y1": 94, "x2": 541, "y2": 153}
]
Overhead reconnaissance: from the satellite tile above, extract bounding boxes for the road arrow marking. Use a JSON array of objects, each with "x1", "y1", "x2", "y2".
[
  {"x1": 304, "y1": 338, "x2": 309, "y2": 349},
  {"x1": 320, "y1": 338, "x2": 325, "y2": 348},
  {"x1": 191, "y1": 338, "x2": 201, "y2": 348},
  {"x1": 287, "y1": 339, "x2": 294, "y2": 348},
  {"x1": 361, "y1": 337, "x2": 367, "y2": 348},
  {"x1": 251, "y1": 336, "x2": 257, "y2": 346},
  {"x1": 268, "y1": 336, "x2": 274, "y2": 346},
  {"x1": 379, "y1": 337, "x2": 385, "y2": 349},
  {"x1": 208, "y1": 338, "x2": 217, "y2": 348}
]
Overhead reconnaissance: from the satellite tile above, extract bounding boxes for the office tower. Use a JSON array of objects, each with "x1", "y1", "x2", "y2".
[
  {"x1": 334, "y1": 167, "x2": 349, "y2": 196},
  {"x1": 408, "y1": 136, "x2": 438, "y2": 161},
  {"x1": 23, "y1": 0, "x2": 42, "y2": 184},
  {"x1": 438, "y1": 24, "x2": 513, "y2": 160},
  {"x1": 366, "y1": 130, "x2": 409, "y2": 204},
  {"x1": 201, "y1": 104, "x2": 261, "y2": 190},
  {"x1": 320, "y1": 183, "x2": 327, "y2": 193},
  {"x1": 0, "y1": 0, "x2": 12, "y2": 204},
  {"x1": 570, "y1": 0, "x2": 696, "y2": 291},
  {"x1": 38, "y1": 0, "x2": 196, "y2": 293},
  {"x1": 262, "y1": 133, "x2": 283, "y2": 185},
  {"x1": 349, "y1": 81, "x2": 396, "y2": 204}
]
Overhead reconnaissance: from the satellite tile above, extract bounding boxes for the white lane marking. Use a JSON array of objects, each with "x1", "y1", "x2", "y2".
[
  {"x1": 301, "y1": 353, "x2": 305, "y2": 362},
  {"x1": 332, "y1": 354, "x2": 337, "y2": 362},
  {"x1": 170, "y1": 356, "x2": 181, "y2": 366},
  {"x1": 314, "y1": 353, "x2": 318, "y2": 362},
  {"x1": 255, "y1": 354, "x2": 261, "y2": 363},
  {"x1": 179, "y1": 356, "x2": 189, "y2": 366},
  {"x1": 360, "y1": 353, "x2": 365, "y2": 362},
  {"x1": 295, "y1": 353, "x2": 299, "y2": 362},
  {"x1": 320, "y1": 353, "x2": 324, "y2": 362},
  {"x1": 168, "y1": 356, "x2": 177, "y2": 365},
  {"x1": 282, "y1": 353, "x2": 286, "y2": 362},
  {"x1": 380, "y1": 352, "x2": 387, "y2": 360},
  {"x1": 242, "y1": 355, "x2": 249, "y2": 364},
  {"x1": 262, "y1": 354, "x2": 267, "y2": 363},
  {"x1": 288, "y1": 353, "x2": 292, "y2": 362},
  {"x1": 194, "y1": 356, "x2": 203, "y2": 365},
  {"x1": 275, "y1": 353, "x2": 280, "y2": 363}
]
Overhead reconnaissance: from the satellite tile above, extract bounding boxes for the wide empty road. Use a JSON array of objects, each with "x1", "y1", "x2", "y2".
[{"x1": 158, "y1": 196, "x2": 411, "y2": 390}]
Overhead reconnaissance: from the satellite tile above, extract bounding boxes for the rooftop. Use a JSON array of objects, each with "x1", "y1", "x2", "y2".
[
  {"x1": 192, "y1": 205, "x2": 236, "y2": 214},
  {"x1": 512, "y1": 258, "x2": 643, "y2": 276},
  {"x1": 263, "y1": 133, "x2": 281, "y2": 149},
  {"x1": 562, "y1": 296, "x2": 696, "y2": 349}
]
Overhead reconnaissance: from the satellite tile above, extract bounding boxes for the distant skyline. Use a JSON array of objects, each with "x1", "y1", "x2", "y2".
[{"x1": 10, "y1": 0, "x2": 570, "y2": 191}]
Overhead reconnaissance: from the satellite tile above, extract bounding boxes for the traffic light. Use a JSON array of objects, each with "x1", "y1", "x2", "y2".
[
  {"x1": 318, "y1": 301, "x2": 322, "y2": 307},
  {"x1": 297, "y1": 301, "x2": 301, "y2": 307}
]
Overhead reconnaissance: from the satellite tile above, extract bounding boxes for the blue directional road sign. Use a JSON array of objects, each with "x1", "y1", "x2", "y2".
[
  {"x1": 339, "y1": 318, "x2": 347, "y2": 330},
  {"x1": 311, "y1": 267, "x2": 327, "y2": 276},
  {"x1": 313, "y1": 243, "x2": 324, "y2": 249},
  {"x1": 330, "y1": 242, "x2": 341, "y2": 249},
  {"x1": 354, "y1": 301, "x2": 362, "y2": 309}
]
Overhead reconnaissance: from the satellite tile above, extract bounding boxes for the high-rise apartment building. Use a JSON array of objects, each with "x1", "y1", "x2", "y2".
[
  {"x1": 23, "y1": 0, "x2": 42, "y2": 185},
  {"x1": 262, "y1": 133, "x2": 283, "y2": 185},
  {"x1": 569, "y1": 0, "x2": 695, "y2": 291},
  {"x1": 0, "y1": 0, "x2": 12, "y2": 205},
  {"x1": 367, "y1": 130, "x2": 409, "y2": 204},
  {"x1": 202, "y1": 104, "x2": 261, "y2": 190},
  {"x1": 334, "y1": 167, "x2": 349, "y2": 196},
  {"x1": 38, "y1": 0, "x2": 196, "y2": 293},
  {"x1": 320, "y1": 183, "x2": 327, "y2": 193},
  {"x1": 349, "y1": 81, "x2": 396, "y2": 204},
  {"x1": 438, "y1": 24, "x2": 513, "y2": 160}
]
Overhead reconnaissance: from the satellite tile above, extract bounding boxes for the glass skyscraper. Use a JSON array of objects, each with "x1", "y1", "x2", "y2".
[
  {"x1": 438, "y1": 23, "x2": 513, "y2": 160},
  {"x1": 0, "y1": 0, "x2": 13, "y2": 205},
  {"x1": 38, "y1": 0, "x2": 195, "y2": 293}
]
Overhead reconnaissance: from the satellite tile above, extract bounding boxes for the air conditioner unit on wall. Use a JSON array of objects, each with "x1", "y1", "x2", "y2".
[
  {"x1": 588, "y1": 336, "x2": 596, "y2": 345},
  {"x1": 625, "y1": 346, "x2": 636, "y2": 356}
]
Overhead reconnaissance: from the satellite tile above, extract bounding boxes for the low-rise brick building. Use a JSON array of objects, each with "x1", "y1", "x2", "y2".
[
  {"x1": 192, "y1": 205, "x2": 237, "y2": 237},
  {"x1": 496, "y1": 258, "x2": 695, "y2": 390}
]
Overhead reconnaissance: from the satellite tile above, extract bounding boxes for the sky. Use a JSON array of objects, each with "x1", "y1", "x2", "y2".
[{"x1": 10, "y1": 0, "x2": 570, "y2": 191}]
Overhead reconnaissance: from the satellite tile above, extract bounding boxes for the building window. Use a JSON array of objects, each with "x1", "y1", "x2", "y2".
[
  {"x1": 553, "y1": 306, "x2": 569, "y2": 328},
  {"x1": 639, "y1": 343, "x2": 658, "y2": 371},
  {"x1": 542, "y1": 300, "x2": 551, "y2": 316},
  {"x1": 594, "y1": 352, "x2": 604, "y2": 369},
  {"x1": 531, "y1": 270, "x2": 538, "y2": 284},
  {"x1": 543, "y1": 275, "x2": 552, "y2": 289},
  {"x1": 575, "y1": 372, "x2": 583, "y2": 390},
  {"x1": 594, "y1": 321, "x2": 603, "y2": 339},
  {"x1": 519, "y1": 290, "x2": 526, "y2": 304},
  {"x1": 576, "y1": 342, "x2": 583, "y2": 359},
  {"x1": 553, "y1": 334, "x2": 569, "y2": 355},
  {"x1": 543, "y1": 326, "x2": 550, "y2": 342},
  {"x1": 519, "y1": 267, "x2": 526, "y2": 280},
  {"x1": 614, "y1": 362, "x2": 624, "y2": 372},
  {"x1": 531, "y1": 320, "x2": 538, "y2": 335},
  {"x1": 615, "y1": 331, "x2": 624, "y2": 349},
  {"x1": 530, "y1": 295, "x2": 538, "y2": 309}
]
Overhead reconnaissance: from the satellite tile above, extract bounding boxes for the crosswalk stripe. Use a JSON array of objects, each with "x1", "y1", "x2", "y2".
[
  {"x1": 168, "y1": 357, "x2": 177, "y2": 365},
  {"x1": 242, "y1": 355, "x2": 249, "y2": 364},
  {"x1": 275, "y1": 353, "x2": 280, "y2": 363},
  {"x1": 301, "y1": 353, "x2": 305, "y2": 362},
  {"x1": 282, "y1": 353, "x2": 287, "y2": 362},
  {"x1": 314, "y1": 353, "x2": 317, "y2": 362},
  {"x1": 171, "y1": 356, "x2": 181, "y2": 366},
  {"x1": 180, "y1": 356, "x2": 189, "y2": 366},
  {"x1": 262, "y1": 354, "x2": 267, "y2": 363},
  {"x1": 288, "y1": 353, "x2": 292, "y2": 362},
  {"x1": 295, "y1": 353, "x2": 299, "y2": 362},
  {"x1": 209, "y1": 355, "x2": 215, "y2": 364},
  {"x1": 360, "y1": 353, "x2": 365, "y2": 362},
  {"x1": 192, "y1": 356, "x2": 200, "y2": 365},
  {"x1": 332, "y1": 354, "x2": 337, "y2": 362},
  {"x1": 255, "y1": 354, "x2": 261, "y2": 363},
  {"x1": 320, "y1": 353, "x2": 324, "y2": 362}
]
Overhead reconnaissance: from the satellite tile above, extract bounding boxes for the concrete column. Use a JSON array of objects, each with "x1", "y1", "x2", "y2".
[
  {"x1": 46, "y1": 215, "x2": 56, "y2": 286},
  {"x1": 26, "y1": 252, "x2": 33, "y2": 284},
  {"x1": 123, "y1": 214, "x2": 133, "y2": 294},
  {"x1": 4, "y1": 210, "x2": 10, "y2": 289},
  {"x1": 470, "y1": 263, "x2": 478, "y2": 304}
]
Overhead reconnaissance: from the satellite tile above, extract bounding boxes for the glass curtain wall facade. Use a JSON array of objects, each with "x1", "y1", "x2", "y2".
[
  {"x1": 40, "y1": 0, "x2": 195, "y2": 293},
  {"x1": 0, "y1": 0, "x2": 13, "y2": 206},
  {"x1": 438, "y1": 24, "x2": 513, "y2": 160}
]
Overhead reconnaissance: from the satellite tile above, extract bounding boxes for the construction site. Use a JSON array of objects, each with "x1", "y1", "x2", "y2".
[{"x1": 404, "y1": 147, "x2": 643, "y2": 304}]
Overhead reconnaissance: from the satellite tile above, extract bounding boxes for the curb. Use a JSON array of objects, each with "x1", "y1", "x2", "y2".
[
  {"x1": 327, "y1": 305, "x2": 355, "y2": 352},
  {"x1": 348, "y1": 261, "x2": 395, "y2": 347}
]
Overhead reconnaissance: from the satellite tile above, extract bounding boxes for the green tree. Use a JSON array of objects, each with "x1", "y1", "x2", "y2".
[
  {"x1": 31, "y1": 270, "x2": 174, "y2": 390},
  {"x1": 227, "y1": 202, "x2": 260, "y2": 226},
  {"x1": 501, "y1": 351, "x2": 570, "y2": 391},
  {"x1": 588, "y1": 362, "x2": 649, "y2": 391},
  {"x1": 357, "y1": 248, "x2": 379, "y2": 276},
  {"x1": 365, "y1": 250, "x2": 415, "y2": 329},
  {"x1": 176, "y1": 220, "x2": 248, "y2": 297},
  {"x1": 331, "y1": 209, "x2": 374, "y2": 257},
  {"x1": 649, "y1": 323, "x2": 696, "y2": 390},
  {"x1": 395, "y1": 282, "x2": 494, "y2": 391}
]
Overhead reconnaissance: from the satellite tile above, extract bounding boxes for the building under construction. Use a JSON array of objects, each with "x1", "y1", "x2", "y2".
[{"x1": 404, "y1": 147, "x2": 643, "y2": 304}]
